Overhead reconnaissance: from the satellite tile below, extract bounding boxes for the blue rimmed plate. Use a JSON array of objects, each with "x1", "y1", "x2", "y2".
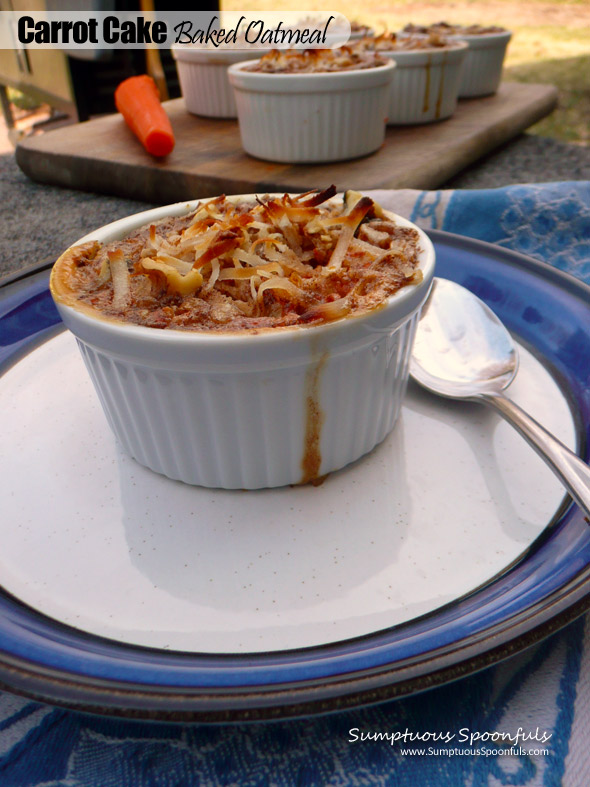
[{"x1": 0, "y1": 231, "x2": 589, "y2": 722}]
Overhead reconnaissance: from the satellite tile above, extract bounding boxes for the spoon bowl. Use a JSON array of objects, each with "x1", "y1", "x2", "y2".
[
  {"x1": 410, "y1": 277, "x2": 590, "y2": 519},
  {"x1": 410, "y1": 277, "x2": 518, "y2": 399}
]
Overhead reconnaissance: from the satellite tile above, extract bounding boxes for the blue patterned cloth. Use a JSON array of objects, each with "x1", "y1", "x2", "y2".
[{"x1": 2, "y1": 182, "x2": 590, "y2": 786}]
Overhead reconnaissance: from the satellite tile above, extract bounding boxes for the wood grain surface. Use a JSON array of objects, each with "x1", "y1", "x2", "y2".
[{"x1": 16, "y1": 82, "x2": 558, "y2": 204}]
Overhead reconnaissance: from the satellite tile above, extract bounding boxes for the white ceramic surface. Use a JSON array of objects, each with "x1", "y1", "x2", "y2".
[
  {"x1": 379, "y1": 43, "x2": 468, "y2": 124},
  {"x1": 51, "y1": 197, "x2": 435, "y2": 490},
  {"x1": 349, "y1": 28, "x2": 374, "y2": 41},
  {"x1": 451, "y1": 30, "x2": 512, "y2": 97},
  {"x1": 171, "y1": 46, "x2": 267, "y2": 118},
  {"x1": 0, "y1": 330, "x2": 575, "y2": 653},
  {"x1": 227, "y1": 60, "x2": 395, "y2": 162}
]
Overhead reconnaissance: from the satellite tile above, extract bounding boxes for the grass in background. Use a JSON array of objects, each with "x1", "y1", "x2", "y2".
[
  {"x1": 506, "y1": 55, "x2": 590, "y2": 145},
  {"x1": 223, "y1": 1, "x2": 590, "y2": 145}
]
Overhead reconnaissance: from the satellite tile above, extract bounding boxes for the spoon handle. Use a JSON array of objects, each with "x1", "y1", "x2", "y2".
[{"x1": 480, "y1": 392, "x2": 590, "y2": 519}]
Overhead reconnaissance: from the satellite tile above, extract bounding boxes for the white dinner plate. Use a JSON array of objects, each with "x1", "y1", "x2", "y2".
[
  {"x1": 0, "y1": 331, "x2": 575, "y2": 653},
  {"x1": 0, "y1": 230, "x2": 589, "y2": 721}
]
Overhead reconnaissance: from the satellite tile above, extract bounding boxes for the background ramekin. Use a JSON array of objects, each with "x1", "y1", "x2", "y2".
[
  {"x1": 450, "y1": 30, "x2": 512, "y2": 97},
  {"x1": 227, "y1": 60, "x2": 395, "y2": 162},
  {"x1": 379, "y1": 42, "x2": 468, "y2": 124},
  {"x1": 171, "y1": 46, "x2": 268, "y2": 118},
  {"x1": 50, "y1": 195, "x2": 435, "y2": 490},
  {"x1": 348, "y1": 26, "x2": 374, "y2": 41}
]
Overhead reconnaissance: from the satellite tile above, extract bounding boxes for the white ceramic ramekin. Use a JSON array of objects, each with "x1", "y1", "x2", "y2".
[
  {"x1": 451, "y1": 30, "x2": 512, "y2": 97},
  {"x1": 348, "y1": 24, "x2": 374, "y2": 41},
  {"x1": 379, "y1": 42, "x2": 468, "y2": 124},
  {"x1": 227, "y1": 60, "x2": 395, "y2": 162},
  {"x1": 171, "y1": 46, "x2": 267, "y2": 118},
  {"x1": 50, "y1": 195, "x2": 435, "y2": 490}
]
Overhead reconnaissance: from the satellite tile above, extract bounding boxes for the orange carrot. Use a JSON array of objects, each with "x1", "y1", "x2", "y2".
[{"x1": 114, "y1": 75, "x2": 175, "y2": 158}]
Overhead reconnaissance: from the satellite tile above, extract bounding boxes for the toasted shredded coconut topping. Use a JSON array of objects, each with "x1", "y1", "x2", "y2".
[
  {"x1": 350, "y1": 20, "x2": 374, "y2": 35},
  {"x1": 354, "y1": 31, "x2": 461, "y2": 51},
  {"x1": 402, "y1": 22, "x2": 507, "y2": 36},
  {"x1": 52, "y1": 188, "x2": 423, "y2": 332},
  {"x1": 244, "y1": 47, "x2": 388, "y2": 73}
]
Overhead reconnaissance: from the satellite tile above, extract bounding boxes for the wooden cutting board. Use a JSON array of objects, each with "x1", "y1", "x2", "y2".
[{"x1": 16, "y1": 82, "x2": 557, "y2": 204}]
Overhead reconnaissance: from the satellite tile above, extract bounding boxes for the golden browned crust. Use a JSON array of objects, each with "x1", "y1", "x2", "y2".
[
  {"x1": 50, "y1": 241, "x2": 101, "y2": 308},
  {"x1": 244, "y1": 47, "x2": 388, "y2": 73},
  {"x1": 354, "y1": 31, "x2": 464, "y2": 52},
  {"x1": 402, "y1": 22, "x2": 507, "y2": 36}
]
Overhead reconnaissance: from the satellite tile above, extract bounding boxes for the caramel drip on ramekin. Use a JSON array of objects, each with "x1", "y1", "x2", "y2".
[
  {"x1": 423, "y1": 56, "x2": 431, "y2": 113},
  {"x1": 435, "y1": 51, "x2": 447, "y2": 119},
  {"x1": 300, "y1": 352, "x2": 328, "y2": 485}
]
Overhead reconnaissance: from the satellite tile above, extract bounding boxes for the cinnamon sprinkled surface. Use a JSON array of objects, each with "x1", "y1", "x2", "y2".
[{"x1": 52, "y1": 189, "x2": 423, "y2": 333}]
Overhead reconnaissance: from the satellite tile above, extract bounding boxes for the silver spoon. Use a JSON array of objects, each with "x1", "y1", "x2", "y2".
[{"x1": 410, "y1": 277, "x2": 590, "y2": 519}]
